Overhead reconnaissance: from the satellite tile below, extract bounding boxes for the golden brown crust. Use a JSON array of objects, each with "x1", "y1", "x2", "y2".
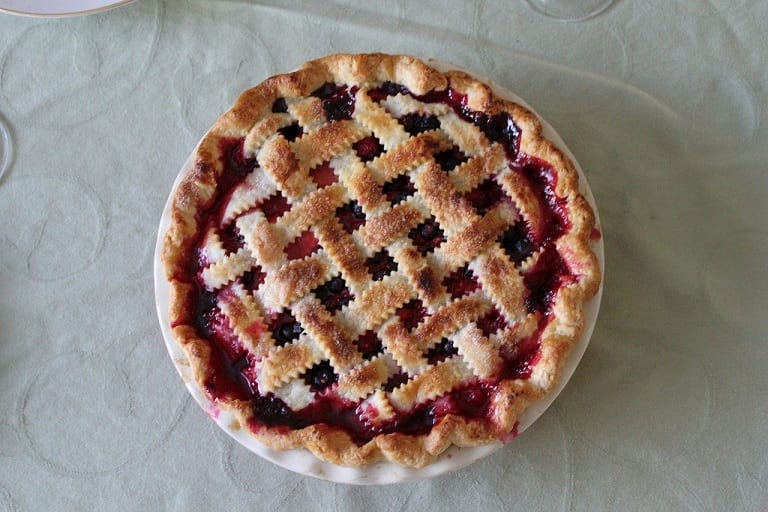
[{"x1": 162, "y1": 53, "x2": 601, "y2": 468}]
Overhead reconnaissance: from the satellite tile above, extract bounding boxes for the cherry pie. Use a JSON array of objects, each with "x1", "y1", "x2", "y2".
[{"x1": 162, "y1": 54, "x2": 601, "y2": 468}]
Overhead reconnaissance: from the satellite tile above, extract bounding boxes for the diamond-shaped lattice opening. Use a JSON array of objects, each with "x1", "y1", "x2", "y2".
[
  {"x1": 268, "y1": 311, "x2": 303, "y2": 347},
  {"x1": 240, "y1": 266, "x2": 266, "y2": 293},
  {"x1": 309, "y1": 161, "x2": 339, "y2": 188},
  {"x1": 312, "y1": 82, "x2": 358, "y2": 121},
  {"x1": 353, "y1": 135, "x2": 384, "y2": 162},
  {"x1": 260, "y1": 191, "x2": 290, "y2": 223},
  {"x1": 396, "y1": 299, "x2": 428, "y2": 331},
  {"x1": 476, "y1": 307, "x2": 506, "y2": 338},
  {"x1": 354, "y1": 330, "x2": 384, "y2": 360},
  {"x1": 498, "y1": 221, "x2": 535, "y2": 265},
  {"x1": 425, "y1": 338, "x2": 458, "y2": 365},
  {"x1": 382, "y1": 174, "x2": 416, "y2": 206},
  {"x1": 464, "y1": 178, "x2": 505, "y2": 216},
  {"x1": 442, "y1": 265, "x2": 480, "y2": 300},
  {"x1": 284, "y1": 230, "x2": 320, "y2": 260},
  {"x1": 313, "y1": 275, "x2": 354, "y2": 313},
  {"x1": 302, "y1": 360, "x2": 338, "y2": 392},
  {"x1": 365, "y1": 249, "x2": 397, "y2": 281},
  {"x1": 383, "y1": 368, "x2": 410, "y2": 392},
  {"x1": 278, "y1": 122, "x2": 303, "y2": 142},
  {"x1": 335, "y1": 200, "x2": 366, "y2": 234},
  {"x1": 271, "y1": 98, "x2": 288, "y2": 113},
  {"x1": 408, "y1": 217, "x2": 444, "y2": 255},
  {"x1": 219, "y1": 223, "x2": 245, "y2": 253},
  {"x1": 400, "y1": 112, "x2": 440, "y2": 136},
  {"x1": 434, "y1": 147, "x2": 469, "y2": 172}
]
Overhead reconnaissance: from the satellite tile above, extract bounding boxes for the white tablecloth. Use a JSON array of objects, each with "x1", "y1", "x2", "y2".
[{"x1": 1, "y1": 1, "x2": 766, "y2": 509}]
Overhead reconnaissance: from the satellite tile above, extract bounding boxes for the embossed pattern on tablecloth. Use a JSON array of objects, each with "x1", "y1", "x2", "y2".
[{"x1": 0, "y1": 0, "x2": 766, "y2": 509}]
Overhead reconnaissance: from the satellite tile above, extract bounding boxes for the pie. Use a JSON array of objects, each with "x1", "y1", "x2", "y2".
[{"x1": 162, "y1": 53, "x2": 601, "y2": 468}]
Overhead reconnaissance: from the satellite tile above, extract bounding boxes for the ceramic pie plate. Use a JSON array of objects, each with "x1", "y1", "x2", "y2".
[
  {"x1": 0, "y1": 0, "x2": 133, "y2": 17},
  {"x1": 154, "y1": 60, "x2": 604, "y2": 485}
]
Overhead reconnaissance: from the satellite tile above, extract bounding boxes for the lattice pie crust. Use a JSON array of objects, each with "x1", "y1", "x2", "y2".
[{"x1": 162, "y1": 53, "x2": 600, "y2": 468}]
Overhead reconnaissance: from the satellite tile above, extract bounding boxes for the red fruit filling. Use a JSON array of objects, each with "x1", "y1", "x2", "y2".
[
  {"x1": 498, "y1": 221, "x2": 535, "y2": 265},
  {"x1": 396, "y1": 299, "x2": 428, "y2": 331},
  {"x1": 464, "y1": 178, "x2": 506, "y2": 216},
  {"x1": 268, "y1": 310, "x2": 303, "y2": 346},
  {"x1": 434, "y1": 147, "x2": 468, "y2": 172},
  {"x1": 312, "y1": 83, "x2": 359, "y2": 121},
  {"x1": 335, "y1": 201, "x2": 366, "y2": 234},
  {"x1": 260, "y1": 192, "x2": 290, "y2": 223},
  {"x1": 400, "y1": 112, "x2": 440, "y2": 135},
  {"x1": 365, "y1": 249, "x2": 397, "y2": 281},
  {"x1": 240, "y1": 267, "x2": 266, "y2": 292},
  {"x1": 353, "y1": 135, "x2": 384, "y2": 161},
  {"x1": 354, "y1": 330, "x2": 384, "y2": 359},
  {"x1": 382, "y1": 174, "x2": 416, "y2": 205},
  {"x1": 309, "y1": 161, "x2": 338, "y2": 188},
  {"x1": 284, "y1": 230, "x2": 320, "y2": 260},
  {"x1": 476, "y1": 307, "x2": 507, "y2": 338},
  {"x1": 278, "y1": 122, "x2": 303, "y2": 142},
  {"x1": 408, "y1": 217, "x2": 444, "y2": 254},
  {"x1": 425, "y1": 338, "x2": 459, "y2": 364},
  {"x1": 442, "y1": 265, "x2": 480, "y2": 299},
  {"x1": 303, "y1": 360, "x2": 338, "y2": 392},
  {"x1": 313, "y1": 276, "x2": 354, "y2": 313}
]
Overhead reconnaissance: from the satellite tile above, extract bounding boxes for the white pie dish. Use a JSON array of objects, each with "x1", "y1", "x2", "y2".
[
  {"x1": 154, "y1": 61, "x2": 604, "y2": 485},
  {"x1": 0, "y1": 0, "x2": 133, "y2": 17}
]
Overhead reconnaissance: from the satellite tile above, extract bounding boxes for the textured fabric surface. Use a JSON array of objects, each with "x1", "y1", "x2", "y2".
[{"x1": 0, "y1": 0, "x2": 766, "y2": 509}]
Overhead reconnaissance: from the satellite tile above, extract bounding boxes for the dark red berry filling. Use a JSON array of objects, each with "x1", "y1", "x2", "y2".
[
  {"x1": 354, "y1": 330, "x2": 384, "y2": 359},
  {"x1": 382, "y1": 174, "x2": 416, "y2": 205},
  {"x1": 309, "y1": 161, "x2": 338, "y2": 188},
  {"x1": 434, "y1": 147, "x2": 468, "y2": 172},
  {"x1": 442, "y1": 265, "x2": 480, "y2": 299},
  {"x1": 278, "y1": 122, "x2": 303, "y2": 142},
  {"x1": 260, "y1": 192, "x2": 290, "y2": 223},
  {"x1": 513, "y1": 156, "x2": 569, "y2": 244},
  {"x1": 284, "y1": 230, "x2": 320, "y2": 260},
  {"x1": 268, "y1": 311, "x2": 303, "y2": 346},
  {"x1": 365, "y1": 249, "x2": 397, "y2": 281},
  {"x1": 523, "y1": 245, "x2": 571, "y2": 314},
  {"x1": 335, "y1": 201, "x2": 366, "y2": 234},
  {"x1": 476, "y1": 307, "x2": 507, "y2": 338},
  {"x1": 240, "y1": 267, "x2": 266, "y2": 292},
  {"x1": 353, "y1": 135, "x2": 384, "y2": 161},
  {"x1": 222, "y1": 138, "x2": 257, "y2": 183},
  {"x1": 465, "y1": 178, "x2": 506, "y2": 216},
  {"x1": 303, "y1": 360, "x2": 338, "y2": 392},
  {"x1": 312, "y1": 83, "x2": 359, "y2": 121},
  {"x1": 409, "y1": 217, "x2": 444, "y2": 255},
  {"x1": 400, "y1": 112, "x2": 440, "y2": 135},
  {"x1": 313, "y1": 276, "x2": 354, "y2": 313},
  {"x1": 271, "y1": 97, "x2": 288, "y2": 113},
  {"x1": 366, "y1": 81, "x2": 409, "y2": 102},
  {"x1": 396, "y1": 299, "x2": 428, "y2": 331},
  {"x1": 218, "y1": 223, "x2": 244, "y2": 254},
  {"x1": 251, "y1": 393, "x2": 294, "y2": 426},
  {"x1": 383, "y1": 369, "x2": 410, "y2": 392},
  {"x1": 425, "y1": 338, "x2": 458, "y2": 364},
  {"x1": 499, "y1": 221, "x2": 535, "y2": 265}
]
